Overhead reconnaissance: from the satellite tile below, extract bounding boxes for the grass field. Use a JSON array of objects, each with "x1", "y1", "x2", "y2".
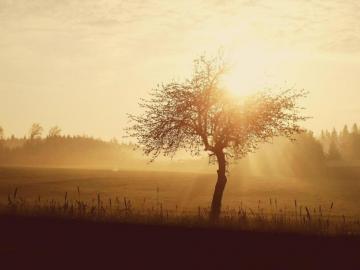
[
  {"x1": 1, "y1": 165, "x2": 360, "y2": 266},
  {"x1": 1, "y1": 166, "x2": 360, "y2": 217},
  {"x1": 1, "y1": 166, "x2": 360, "y2": 268}
]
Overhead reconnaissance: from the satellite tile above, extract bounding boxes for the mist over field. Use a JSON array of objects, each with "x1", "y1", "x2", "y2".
[{"x1": 1, "y1": 124, "x2": 360, "y2": 217}]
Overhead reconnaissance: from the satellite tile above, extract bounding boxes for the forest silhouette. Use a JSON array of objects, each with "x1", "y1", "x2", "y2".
[{"x1": 0, "y1": 122, "x2": 358, "y2": 174}]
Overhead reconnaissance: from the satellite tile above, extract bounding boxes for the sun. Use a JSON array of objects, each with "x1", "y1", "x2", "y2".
[
  {"x1": 221, "y1": 67, "x2": 263, "y2": 97},
  {"x1": 220, "y1": 49, "x2": 275, "y2": 97}
]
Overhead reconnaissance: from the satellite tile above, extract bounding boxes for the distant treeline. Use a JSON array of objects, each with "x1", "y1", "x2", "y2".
[
  {"x1": 0, "y1": 123, "x2": 358, "y2": 175},
  {"x1": 0, "y1": 124, "x2": 140, "y2": 169},
  {"x1": 320, "y1": 124, "x2": 360, "y2": 161}
]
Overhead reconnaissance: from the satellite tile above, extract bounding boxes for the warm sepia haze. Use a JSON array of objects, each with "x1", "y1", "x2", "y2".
[
  {"x1": 3, "y1": 3, "x2": 360, "y2": 257},
  {"x1": 1, "y1": 0, "x2": 360, "y2": 139},
  {"x1": 2, "y1": 3, "x2": 360, "y2": 267}
]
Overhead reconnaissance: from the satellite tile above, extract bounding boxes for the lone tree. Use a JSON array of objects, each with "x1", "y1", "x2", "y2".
[
  {"x1": 29, "y1": 123, "x2": 43, "y2": 140},
  {"x1": 48, "y1": 126, "x2": 62, "y2": 138},
  {"x1": 127, "y1": 54, "x2": 308, "y2": 221}
]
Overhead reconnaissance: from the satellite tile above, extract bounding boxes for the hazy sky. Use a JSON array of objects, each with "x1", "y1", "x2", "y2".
[{"x1": 1, "y1": 0, "x2": 360, "y2": 139}]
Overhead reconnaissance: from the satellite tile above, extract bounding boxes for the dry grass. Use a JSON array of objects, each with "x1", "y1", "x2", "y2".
[{"x1": 3, "y1": 187, "x2": 360, "y2": 236}]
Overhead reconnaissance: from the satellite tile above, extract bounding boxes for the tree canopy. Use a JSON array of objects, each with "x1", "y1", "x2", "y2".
[
  {"x1": 48, "y1": 126, "x2": 62, "y2": 138},
  {"x1": 29, "y1": 123, "x2": 43, "y2": 140},
  {"x1": 128, "y1": 54, "x2": 308, "y2": 165}
]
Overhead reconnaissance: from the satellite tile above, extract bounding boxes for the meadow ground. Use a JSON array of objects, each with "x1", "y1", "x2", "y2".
[
  {"x1": 1, "y1": 166, "x2": 360, "y2": 216},
  {"x1": 1, "y1": 166, "x2": 360, "y2": 269}
]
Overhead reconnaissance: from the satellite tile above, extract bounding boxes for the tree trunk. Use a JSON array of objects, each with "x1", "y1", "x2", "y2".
[{"x1": 209, "y1": 150, "x2": 227, "y2": 222}]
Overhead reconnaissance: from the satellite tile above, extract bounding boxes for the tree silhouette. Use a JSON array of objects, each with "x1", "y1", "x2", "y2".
[
  {"x1": 0, "y1": 126, "x2": 4, "y2": 140},
  {"x1": 352, "y1": 123, "x2": 358, "y2": 135},
  {"x1": 351, "y1": 124, "x2": 360, "y2": 159},
  {"x1": 48, "y1": 126, "x2": 62, "y2": 138},
  {"x1": 331, "y1": 128, "x2": 338, "y2": 141},
  {"x1": 127, "y1": 54, "x2": 308, "y2": 221},
  {"x1": 340, "y1": 125, "x2": 353, "y2": 159},
  {"x1": 320, "y1": 130, "x2": 326, "y2": 142},
  {"x1": 29, "y1": 123, "x2": 43, "y2": 140},
  {"x1": 328, "y1": 140, "x2": 341, "y2": 160}
]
